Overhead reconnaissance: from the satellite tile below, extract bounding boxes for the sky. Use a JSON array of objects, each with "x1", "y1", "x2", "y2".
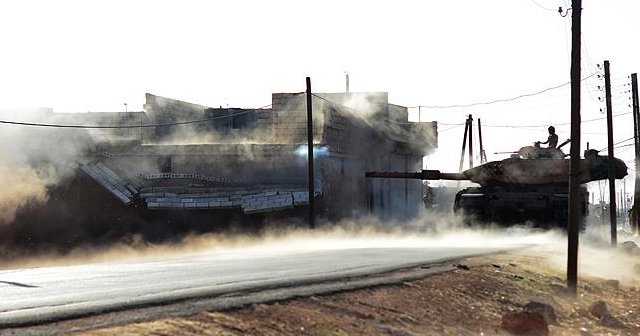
[{"x1": 0, "y1": 0, "x2": 638, "y2": 201}]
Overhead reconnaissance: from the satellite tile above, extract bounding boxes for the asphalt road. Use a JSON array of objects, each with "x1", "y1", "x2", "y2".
[{"x1": 0, "y1": 235, "x2": 544, "y2": 328}]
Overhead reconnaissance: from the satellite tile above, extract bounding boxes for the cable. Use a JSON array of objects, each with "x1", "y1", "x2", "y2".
[
  {"x1": 411, "y1": 73, "x2": 597, "y2": 109},
  {"x1": 528, "y1": 0, "x2": 557, "y2": 11},
  {"x1": 483, "y1": 111, "x2": 632, "y2": 128},
  {"x1": 311, "y1": 92, "x2": 632, "y2": 135},
  {"x1": 0, "y1": 103, "x2": 275, "y2": 129},
  {"x1": 599, "y1": 136, "x2": 635, "y2": 152},
  {"x1": 438, "y1": 124, "x2": 463, "y2": 133},
  {"x1": 614, "y1": 144, "x2": 634, "y2": 155}
]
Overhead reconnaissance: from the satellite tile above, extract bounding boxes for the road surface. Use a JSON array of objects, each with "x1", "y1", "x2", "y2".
[{"x1": 0, "y1": 234, "x2": 547, "y2": 328}]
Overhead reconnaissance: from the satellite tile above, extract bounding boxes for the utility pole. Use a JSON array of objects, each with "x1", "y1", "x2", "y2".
[
  {"x1": 478, "y1": 118, "x2": 487, "y2": 164},
  {"x1": 468, "y1": 115, "x2": 474, "y2": 168},
  {"x1": 458, "y1": 116, "x2": 470, "y2": 173},
  {"x1": 604, "y1": 60, "x2": 617, "y2": 246},
  {"x1": 124, "y1": 103, "x2": 129, "y2": 137},
  {"x1": 566, "y1": 0, "x2": 582, "y2": 296},
  {"x1": 140, "y1": 113, "x2": 143, "y2": 143},
  {"x1": 306, "y1": 77, "x2": 315, "y2": 229},
  {"x1": 632, "y1": 73, "x2": 639, "y2": 234}
]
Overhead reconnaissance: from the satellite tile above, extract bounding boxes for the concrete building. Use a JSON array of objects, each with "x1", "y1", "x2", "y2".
[{"x1": 4, "y1": 91, "x2": 438, "y2": 230}]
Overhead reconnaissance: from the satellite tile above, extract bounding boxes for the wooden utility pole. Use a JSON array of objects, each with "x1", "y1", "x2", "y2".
[
  {"x1": 478, "y1": 118, "x2": 487, "y2": 164},
  {"x1": 468, "y1": 115, "x2": 474, "y2": 168},
  {"x1": 566, "y1": 0, "x2": 582, "y2": 296},
  {"x1": 632, "y1": 73, "x2": 639, "y2": 234},
  {"x1": 604, "y1": 60, "x2": 617, "y2": 246},
  {"x1": 306, "y1": 77, "x2": 315, "y2": 229},
  {"x1": 459, "y1": 117, "x2": 470, "y2": 173}
]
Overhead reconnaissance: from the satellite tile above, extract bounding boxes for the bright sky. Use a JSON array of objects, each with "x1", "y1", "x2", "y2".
[{"x1": 0, "y1": 0, "x2": 638, "y2": 199}]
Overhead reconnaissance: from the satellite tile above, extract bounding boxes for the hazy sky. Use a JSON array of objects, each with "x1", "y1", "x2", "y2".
[{"x1": 0, "y1": 0, "x2": 638, "y2": 197}]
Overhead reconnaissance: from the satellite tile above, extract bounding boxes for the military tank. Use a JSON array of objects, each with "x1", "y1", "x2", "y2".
[{"x1": 365, "y1": 146, "x2": 627, "y2": 228}]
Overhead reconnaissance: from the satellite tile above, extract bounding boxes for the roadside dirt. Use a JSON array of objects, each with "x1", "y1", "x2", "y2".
[{"x1": 69, "y1": 248, "x2": 640, "y2": 336}]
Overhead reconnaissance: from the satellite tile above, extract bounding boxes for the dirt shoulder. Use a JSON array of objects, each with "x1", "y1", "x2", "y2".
[{"x1": 64, "y1": 250, "x2": 640, "y2": 336}]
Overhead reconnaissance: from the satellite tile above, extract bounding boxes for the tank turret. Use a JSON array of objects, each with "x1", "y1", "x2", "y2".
[{"x1": 366, "y1": 147, "x2": 627, "y2": 187}]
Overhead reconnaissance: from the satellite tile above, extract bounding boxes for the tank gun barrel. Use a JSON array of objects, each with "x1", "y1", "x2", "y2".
[{"x1": 365, "y1": 170, "x2": 467, "y2": 181}]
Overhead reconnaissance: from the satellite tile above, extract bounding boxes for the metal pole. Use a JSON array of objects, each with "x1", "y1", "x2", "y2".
[
  {"x1": 478, "y1": 118, "x2": 486, "y2": 164},
  {"x1": 306, "y1": 77, "x2": 315, "y2": 229},
  {"x1": 345, "y1": 72, "x2": 350, "y2": 93},
  {"x1": 140, "y1": 113, "x2": 143, "y2": 143},
  {"x1": 604, "y1": 60, "x2": 617, "y2": 246},
  {"x1": 632, "y1": 73, "x2": 640, "y2": 234},
  {"x1": 124, "y1": 103, "x2": 129, "y2": 137},
  {"x1": 566, "y1": 0, "x2": 582, "y2": 296},
  {"x1": 623, "y1": 179, "x2": 627, "y2": 224},
  {"x1": 468, "y1": 115, "x2": 474, "y2": 168},
  {"x1": 458, "y1": 118, "x2": 469, "y2": 173}
]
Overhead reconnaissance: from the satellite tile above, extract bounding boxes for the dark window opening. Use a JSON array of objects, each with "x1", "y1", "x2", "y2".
[
  {"x1": 204, "y1": 108, "x2": 256, "y2": 131},
  {"x1": 158, "y1": 156, "x2": 172, "y2": 173}
]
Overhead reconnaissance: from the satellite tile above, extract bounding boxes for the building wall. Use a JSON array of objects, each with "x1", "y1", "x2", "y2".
[
  {"x1": 114, "y1": 92, "x2": 437, "y2": 220},
  {"x1": 268, "y1": 92, "x2": 433, "y2": 220},
  {"x1": 144, "y1": 93, "x2": 208, "y2": 139}
]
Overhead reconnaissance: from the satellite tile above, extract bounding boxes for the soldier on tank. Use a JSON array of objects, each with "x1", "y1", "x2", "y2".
[{"x1": 537, "y1": 126, "x2": 559, "y2": 149}]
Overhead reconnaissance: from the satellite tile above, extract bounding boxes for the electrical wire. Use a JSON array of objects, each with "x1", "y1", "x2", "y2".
[
  {"x1": 438, "y1": 124, "x2": 463, "y2": 133},
  {"x1": 528, "y1": 0, "x2": 557, "y2": 11},
  {"x1": 599, "y1": 136, "x2": 635, "y2": 152},
  {"x1": 614, "y1": 144, "x2": 634, "y2": 155},
  {"x1": 311, "y1": 92, "x2": 632, "y2": 136},
  {"x1": 0, "y1": 103, "x2": 276, "y2": 129},
  {"x1": 411, "y1": 73, "x2": 597, "y2": 109},
  {"x1": 483, "y1": 111, "x2": 632, "y2": 128}
]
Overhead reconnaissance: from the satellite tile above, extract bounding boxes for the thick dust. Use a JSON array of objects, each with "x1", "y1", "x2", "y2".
[
  {"x1": 0, "y1": 214, "x2": 555, "y2": 270},
  {"x1": 0, "y1": 163, "x2": 48, "y2": 224},
  {"x1": 4, "y1": 211, "x2": 639, "y2": 293}
]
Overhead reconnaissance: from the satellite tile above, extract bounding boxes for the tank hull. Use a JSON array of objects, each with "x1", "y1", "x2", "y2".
[{"x1": 454, "y1": 185, "x2": 588, "y2": 228}]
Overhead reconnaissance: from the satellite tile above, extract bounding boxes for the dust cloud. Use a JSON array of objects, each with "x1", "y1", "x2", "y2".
[
  {"x1": 0, "y1": 118, "x2": 92, "y2": 225},
  {"x1": 0, "y1": 163, "x2": 49, "y2": 225},
  {"x1": 4, "y1": 210, "x2": 640, "y2": 292},
  {"x1": 529, "y1": 222, "x2": 640, "y2": 287},
  {"x1": 0, "y1": 213, "x2": 557, "y2": 271}
]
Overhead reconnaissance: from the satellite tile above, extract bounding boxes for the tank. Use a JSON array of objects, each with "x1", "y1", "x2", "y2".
[{"x1": 365, "y1": 147, "x2": 628, "y2": 228}]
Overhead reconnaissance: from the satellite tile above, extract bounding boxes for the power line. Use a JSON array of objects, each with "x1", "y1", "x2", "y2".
[
  {"x1": 528, "y1": 0, "x2": 557, "y2": 11},
  {"x1": 411, "y1": 73, "x2": 597, "y2": 109},
  {"x1": 599, "y1": 136, "x2": 635, "y2": 152},
  {"x1": 438, "y1": 124, "x2": 463, "y2": 133},
  {"x1": 0, "y1": 104, "x2": 274, "y2": 129},
  {"x1": 311, "y1": 91, "x2": 631, "y2": 133},
  {"x1": 483, "y1": 111, "x2": 632, "y2": 128}
]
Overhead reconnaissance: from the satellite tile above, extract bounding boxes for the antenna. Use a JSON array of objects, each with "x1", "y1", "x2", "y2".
[{"x1": 345, "y1": 72, "x2": 350, "y2": 93}]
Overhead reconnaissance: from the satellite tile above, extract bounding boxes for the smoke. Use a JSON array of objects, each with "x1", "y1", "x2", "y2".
[
  {"x1": 0, "y1": 163, "x2": 48, "y2": 224},
  {"x1": 0, "y1": 110, "x2": 111, "y2": 255},
  {"x1": 0, "y1": 117, "x2": 89, "y2": 224},
  {"x1": 0, "y1": 211, "x2": 553, "y2": 270},
  {"x1": 3, "y1": 198, "x2": 640, "y2": 296},
  {"x1": 148, "y1": 121, "x2": 281, "y2": 146},
  {"x1": 0, "y1": 115, "x2": 50, "y2": 225}
]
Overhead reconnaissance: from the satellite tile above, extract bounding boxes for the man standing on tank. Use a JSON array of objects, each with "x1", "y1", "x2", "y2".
[{"x1": 539, "y1": 126, "x2": 559, "y2": 148}]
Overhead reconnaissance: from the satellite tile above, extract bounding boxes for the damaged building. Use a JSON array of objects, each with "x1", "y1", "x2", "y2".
[{"x1": 2, "y1": 92, "x2": 437, "y2": 248}]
